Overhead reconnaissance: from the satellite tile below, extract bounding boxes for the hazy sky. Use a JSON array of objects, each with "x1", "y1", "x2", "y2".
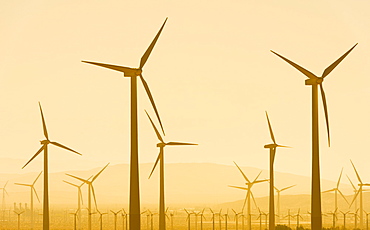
[{"x1": 0, "y1": 1, "x2": 369, "y2": 182}]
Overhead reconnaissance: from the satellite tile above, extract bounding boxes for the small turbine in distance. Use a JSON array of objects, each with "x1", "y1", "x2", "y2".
[
  {"x1": 264, "y1": 111, "x2": 290, "y2": 230},
  {"x1": 146, "y1": 110, "x2": 197, "y2": 230}
]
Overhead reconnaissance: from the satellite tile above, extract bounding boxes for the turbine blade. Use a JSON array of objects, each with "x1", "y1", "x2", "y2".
[
  {"x1": 63, "y1": 180, "x2": 79, "y2": 188},
  {"x1": 276, "y1": 145, "x2": 292, "y2": 148},
  {"x1": 337, "y1": 168, "x2": 343, "y2": 188},
  {"x1": 253, "y1": 171, "x2": 263, "y2": 183},
  {"x1": 4, "y1": 181, "x2": 8, "y2": 188},
  {"x1": 319, "y1": 83, "x2": 330, "y2": 147},
  {"x1": 22, "y1": 146, "x2": 44, "y2": 169},
  {"x1": 148, "y1": 150, "x2": 161, "y2": 179},
  {"x1": 280, "y1": 184, "x2": 296, "y2": 192},
  {"x1": 250, "y1": 191, "x2": 258, "y2": 209},
  {"x1": 50, "y1": 142, "x2": 81, "y2": 155},
  {"x1": 33, "y1": 187, "x2": 40, "y2": 203},
  {"x1": 79, "y1": 188, "x2": 84, "y2": 205},
  {"x1": 91, "y1": 185, "x2": 98, "y2": 210},
  {"x1": 347, "y1": 175, "x2": 357, "y2": 190},
  {"x1": 92, "y1": 163, "x2": 110, "y2": 182},
  {"x1": 350, "y1": 160, "x2": 362, "y2": 184},
  {"x1": 265, "y1": 111, "x2": 276, "y2": 144},
  {"x1": 321, "y1": 43, "x2": 358, "y2": 78},
  {"x1": 82, "y1": 61, "x2": 134, "y2": 74},
  {"x1": 145, "y1": 110, "x2": 164, "y2": 143},
  {"x1": 139, "y1": 18, "x2": 168, "y2": 69},
  {"x1": 39, "y1": 102, "x2": 49, "y2": 140},
  {"x1": 253, "y1": 179, "x2": 269, "y2": 184},
  {"x1": 228, "y1": 185, "x2": 248, "y2": 191},
  {"x1": 350, "y1": 189, "x2": 360, "y2": 208},
  {"x1": 166, "y1": 142, "x2": 197, "y2": 146},
  {"x1": 322, "y1": 188, "x2": 336, "y2": 193},
  {"x1": 140, "y1": 75, "x2": 165, "y2": 135},
  {"x1": 14, "y1": 183, "x2": 30, "y2": 187},
  {"x1": 233, "y1": 161, "x2": 250, "y2": 183},
  {"x1": 338, "y1": 189, "x2": 349, "y2": 205},
  {"x1": 66, "y1": 174, "x2": 90, "y2": 184},
  {"x1": 33, "y1": 171, "x2": 43, "y2": 185},
  {"x1": 270, "y1": 50, "x2": 317, "y2": 79}
]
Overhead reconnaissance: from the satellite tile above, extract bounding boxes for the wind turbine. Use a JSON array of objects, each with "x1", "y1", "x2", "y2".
[
  {"x1": 14, "y1": 210, "x2": 24, "y2": 230},
  {"x1": 146, "y1": 111, "x2": 197, "y2": 230},
  {"x1": 340, "y1": 210, "x2": 350, "y2": 230},
  {"x1": 184, "y1": 209, "x2": 194, "y2": 230},
  {"x1": 229, "y1": 162, "x2": 267, "y2": 230},
  {"x1": 293, "y1": 209, "x2": 303, "y2": 230},
  {"x1": 327, "y1": 208, "x2": 338, "y2": 229},
  {"x1": 22, "y1": 103, "x2": 82, "y2": 230},
  {"x1": 97, "y1": 209, "x2": 107, "y2": 230},
  {"x1": 264, "y1": 111, "x2": 290, "y2": 230},
  {"x1": 274, "y1": 184, "x2": 295, "y2": 224},
  {"x1": 110, "y1": 210, "x2": 121, "y2": 230},
  {"x1": 66, "y1": 163, "x2": 110, "y2": 230},
  {"x1": 82, "y1": 18, "x2": 168, "y2": 230},
  {"x1": 285, "y1": 209, "x2": 293, "y2": 229},
  {"x1": 232, "y1": 209, "x2": 242, "y2": 230},
  {"x1": 350, "y1": 160, "x2": 370, "y2": 229},
  {"x1": 63, "y1": 177, "x2": 90, "y2": 230},
  {"x1": 0, "y1": 181, "x2": 8, "y2": 222},
  {"x1": 322, "y1": 168, "x2": 348, "y2": 220},
  {"x1": 69, "y1": 209, "x2": 79, "y2": 230},
  {"x1": 14, "y1": 171, "x2": 42, "y2": 230},
  {"x1": 271, "y1": 43, "x2": 357, "y2": 229},
  {"x1": 121, "y1": 209, "x2": 128, "y2": 230}
]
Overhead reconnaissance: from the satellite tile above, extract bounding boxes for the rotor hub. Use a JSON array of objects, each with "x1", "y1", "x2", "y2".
[
  {"x1": 40, "y1": 140, "x2": 50, "y2": 145},
  {"x1": 157, "y1": 143, "x2": 166, "y2": 147}
]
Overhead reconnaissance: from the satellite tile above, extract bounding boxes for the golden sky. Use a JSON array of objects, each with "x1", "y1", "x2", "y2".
[{"x1": 0, "y1": 1, "x2": 369, "y2": 183}]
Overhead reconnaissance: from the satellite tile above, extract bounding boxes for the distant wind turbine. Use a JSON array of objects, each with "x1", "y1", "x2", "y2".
[
  {"x1": 63, "y1": 177, "x2": 90, "y2": 230},
  {"x1": 22, "y1": 103, "x2": 82, "y2": 230},
  {"x1": 14, "y1": 171, "x2": 42, "y2": 230},
  {"x1": 340, "y1": 210, "x2": 350, "y2": 230},
  {"x1": 82, "y1": 18, "x2": 168, "y2": 230},
  {"x1": 146, "y1": 111, "x2": 197, "y2": 230},
  {"x1": 14, "y1": 210, "x2": 24, "y2": 230},
  {"x1": 229, "y1": 162, "x2": 267, "y2": 230},
  {"x1": 264, "y1": 111, "x2": 290, "y2": 230},
  {"x1": 66, "y1": 163, "x2": 110, "y2": 230},
  {"x1": 97, "y1": 209, "x2": 107, "y2": 230},
  {"x1": 322, "y1": 168, "x2": 348, "y2": 221},
  {"x1": 111, "y1": 210, "x2": 121, "y2": 230},
  {"x1": 271, "y1": 43, "x2": 357, "y2": 230},
  {"x1": 274, "y1": 184, "x2": 295, "y2": 224}
]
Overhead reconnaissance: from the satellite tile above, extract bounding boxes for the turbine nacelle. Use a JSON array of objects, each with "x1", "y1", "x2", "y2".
[
  {"x1": 157, "y1": 143, "x2": 166, "y2": 148},
  {"x1": 264, "y1": 143, "x2": 277, "y2": 149},
  {"x1": 40, "y1": 140, "x2": 50, "y2": 145},
  {"x1": 124, "y1": 68, "x2": 142, "y2": 77},
  {"x1": 305, "y1": 78, "x2": 323, "y2": 85}
]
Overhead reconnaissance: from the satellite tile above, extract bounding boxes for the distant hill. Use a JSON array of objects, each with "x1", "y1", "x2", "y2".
[{"x1": 0, "y1": 162, "x2": 356, "y2": 211}]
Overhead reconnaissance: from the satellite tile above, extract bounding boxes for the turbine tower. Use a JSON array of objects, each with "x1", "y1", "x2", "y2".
[
  {"x1": 22, "y1": 102, "x2": 82, "y2": 230},
  {"x1": 271, "y1": 44, "x2": 357, "y2": 229},
  {"x1": 14, "y1": 171, "x2": 42, "y2": 230},
  {"x1": 146, "y1": 111, "x2": 197, "y2": 230},
  {"x1": 66, "y1": 163, "x2": 109, "y2": 230},
  {"x1": 264, "y1": 111, "x2": 290, "y2": 230},
  {"x1": 229, "y1": 162, "x2": 267, "y2": 230},
  {"x1": 82, "y1": 18, "x2": 167, "y2": 230}
]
